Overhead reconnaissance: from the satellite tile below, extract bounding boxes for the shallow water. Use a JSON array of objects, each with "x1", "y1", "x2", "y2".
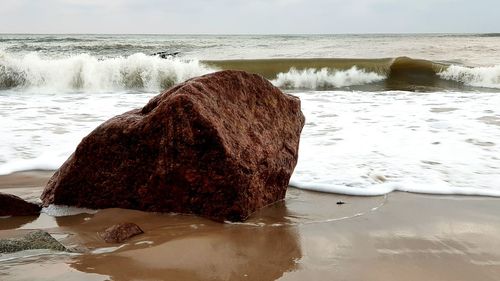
[
  {"x1": 1, "y1": 180, "x2": 500, "y2": 281},
  {"x1": 0, "y1": 181, "x2": 384, "y2": 280}
]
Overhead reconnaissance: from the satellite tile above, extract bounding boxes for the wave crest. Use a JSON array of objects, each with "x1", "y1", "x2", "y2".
[
  {"x1": 2, "y1": 52, "x2": 500, "y2": 91},
  {"x1": 271, "y1": 67, "x2": 385, "y2": 89},
  {"x1": 438, "y1": 64, "x2": 500, "y2": 89},
  {"x1": 0, "y1": 51, "x2": 214, "y2": 91}
]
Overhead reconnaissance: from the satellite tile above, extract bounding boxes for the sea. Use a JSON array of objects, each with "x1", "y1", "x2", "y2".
[{"x1": 1, "y1": 34, "x2": 500, "y2": 197}]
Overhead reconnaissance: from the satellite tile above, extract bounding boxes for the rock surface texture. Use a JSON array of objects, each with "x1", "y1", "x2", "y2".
[
  {"x1": 101, "y1": 222, "x2": 144, "y2": 243},
  {"x1": 0, "y1": 231, "x2": 67, "y2": 253},
  {"x1": 41, "y1": 70, "x2": 305, "y2": 221},
  {"x1": 0, "y1": 192, "x2": 41, "y2": 216}
]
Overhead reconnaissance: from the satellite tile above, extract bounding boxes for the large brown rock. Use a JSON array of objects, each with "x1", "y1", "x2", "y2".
[
  {"x1": 41, "y1": 70, "x2": 305, "y2": 222},
  {"x1": 0, "y1": 192, "x2": 41, "y2": 216}
]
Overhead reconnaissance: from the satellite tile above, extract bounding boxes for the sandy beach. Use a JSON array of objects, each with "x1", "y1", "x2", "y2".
[
  {"x1": 1, "y1": 171, "x2": 499, "y2": 281},
  {"x1": 2, "y1": 0, "x2": 500, "y2": 277}
]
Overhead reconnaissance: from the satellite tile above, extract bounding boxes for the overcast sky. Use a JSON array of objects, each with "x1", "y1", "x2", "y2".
[{"x1": 1, "y1": 0, "x2": 499, "y2": 34}]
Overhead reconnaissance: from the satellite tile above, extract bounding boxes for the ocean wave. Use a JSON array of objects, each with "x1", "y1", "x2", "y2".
[
  {"x1": 438, "y1": 64, "x2": 500, "y2": 89},
  {"x1": 0, "y1": 51, "x2": 215, "y2": 91},
  {"x1": 1, "y1": 52, "x2": 500, "y2": 91},
  {"x1": 271, "y1": 67, "x2": 385, "y2": 89}
]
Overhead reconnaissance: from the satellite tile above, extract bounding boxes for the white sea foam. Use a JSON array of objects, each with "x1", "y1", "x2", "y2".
[
  {"x1": 290, "y1": 180, "x2": 500, "y2": 197},
  {"x1": 0, "y1": 250, "x2": 77, "y2": 263},
  {"x1": 438, "y1": 64, "x2": 500, "y2": 89},
  {"x1": 1, "y1": 89, "x2": 500, "y2": 198},
  {"x1": 0, "y1": 51, "x2": 214, "y2": 91},
  {"x1": 0, "y1": 150, "x2": 71, "y2": 175},
  {"x1": 42, "y1": 205, "x2": 97, "y2": 217},
  {"x1": 0, "y1": 90, "x2": 154, "y2": 175},
  {"x1": 91, "y1": 244, "x2": 127, "y2": 254},
  {"x1": 272, "y1": 67, "x2": 385, "y2": 89},
  {"x1": 290, "y1": 91, "x2": 500, "y2": 197}
]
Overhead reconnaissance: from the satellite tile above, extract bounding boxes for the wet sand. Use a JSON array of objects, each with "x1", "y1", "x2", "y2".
[{"x1": 1, "y1": 172, "x2": 500, "y2": 281}]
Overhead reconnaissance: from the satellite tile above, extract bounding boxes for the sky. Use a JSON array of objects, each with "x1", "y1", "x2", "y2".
[{"x1": 0, "y1": 0, "x2": 499, "y2": 34}]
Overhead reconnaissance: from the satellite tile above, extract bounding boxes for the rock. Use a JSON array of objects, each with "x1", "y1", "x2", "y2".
[
  {"x1": 0, "y1": 230, "x2": 67, "y2": 253},
  {"x1": 0, "y1": 192, "x2": 41, "y2": 216},
  {"x1": 101, "y1": 222, "x2": 144, "y2": 243},
  {"x1": 41, "y1": 70, "x2": 305, "y2": 222}
]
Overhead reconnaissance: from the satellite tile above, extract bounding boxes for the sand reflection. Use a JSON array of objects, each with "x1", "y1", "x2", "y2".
[
  {"x1": 0, "y1": 215, "x2": 40, "y2": 231},
  {"x1": 62, "y1": 204, "x2": 301, "y2": 281}
]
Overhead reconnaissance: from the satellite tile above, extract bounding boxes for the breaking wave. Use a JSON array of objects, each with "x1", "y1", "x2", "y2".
[
  {"x1": 438, "y1": 64, "x2": 500, "y2": 89},
  {"x1": 0, "y1": 51, "x2": 214, "y2": 91},
  {"x1": 271, "y1": 67, "x2": 385, "y2": 89},
  {"x1": 1, "y1": 51, "x2": 500, "y2": 91}
]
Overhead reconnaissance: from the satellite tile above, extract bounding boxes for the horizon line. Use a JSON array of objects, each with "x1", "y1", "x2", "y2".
[{"x1": 1, "y1": 32, "x2": 499, "y2": 36}]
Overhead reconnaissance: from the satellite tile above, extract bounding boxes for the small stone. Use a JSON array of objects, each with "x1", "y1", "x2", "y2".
[
  {"x1": 336, "y1": 201, "x2": 345, "y2": 205},
  {"x1": 101, "y1": 223, "x2": 144, "y2": 243},
  {"x1": 0, "y1": 192, "x2": 41, "y2": 216},
  {"x1": 0, "y1": 230, "x2": 67, "y2": 253}
]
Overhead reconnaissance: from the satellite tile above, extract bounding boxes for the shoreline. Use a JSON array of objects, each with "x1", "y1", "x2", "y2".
[
  {"x1": 1, "y1": 171, "x2": 500, "y2": 280},
  {"x1": 0, "y1": 170, "x2": 54, "y2": 189}
]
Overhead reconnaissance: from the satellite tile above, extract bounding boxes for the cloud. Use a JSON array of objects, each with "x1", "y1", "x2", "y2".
[{"x1": 0, "y1": 0, "x2": 499, "y2": 33}]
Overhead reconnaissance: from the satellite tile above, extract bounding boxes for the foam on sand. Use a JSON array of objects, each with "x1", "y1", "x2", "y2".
[{"x1": 42, "y1": 205, "x2": 97, "y2": 217}]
